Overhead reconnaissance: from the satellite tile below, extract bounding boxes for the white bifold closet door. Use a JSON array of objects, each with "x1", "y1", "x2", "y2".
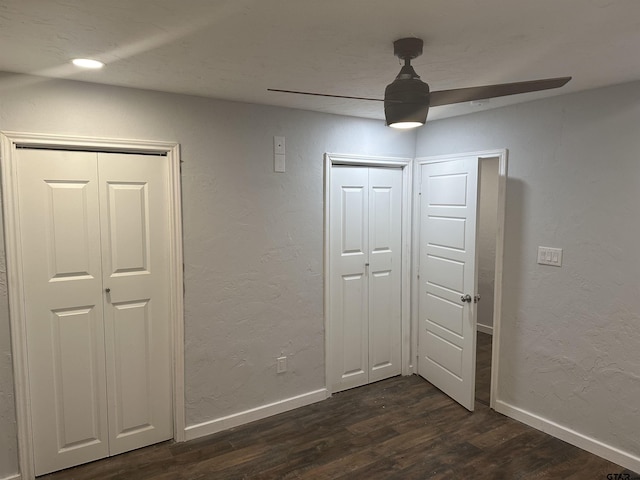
[
  {"x1": 16, "y1": 149, "x2": 173, "y2": 476},
  {"x1": 329, "y1": 166, "x2": 402, "y2": 393}
]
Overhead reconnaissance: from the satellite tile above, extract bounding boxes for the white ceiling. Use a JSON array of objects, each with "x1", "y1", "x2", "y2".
[{"x1": 1, "y1": 0, "x2": 639, "y2": 122}]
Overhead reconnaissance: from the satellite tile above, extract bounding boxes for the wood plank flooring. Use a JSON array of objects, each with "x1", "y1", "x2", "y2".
[
  {"x1": 41, "y1": 375, "x2": 637, "y2": 479},
  {"x1": 475, "y1": 331, "x2": 492, "y2": 406}
]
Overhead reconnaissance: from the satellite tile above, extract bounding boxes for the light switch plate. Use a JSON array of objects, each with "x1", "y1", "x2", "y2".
[{"x1": 537, "y1": 246, "x2": 563, "y2": 267}]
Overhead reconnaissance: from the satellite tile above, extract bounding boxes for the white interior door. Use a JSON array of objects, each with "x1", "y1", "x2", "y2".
[
  {"x1": 98, "y1": 153, "x2": 173, "y2": 455},
  {"x1": 330, "y1": 166, "x2": 369, "y2": 392},
  {"x1": 17, "y1": 149, "x2": 173, "y2": 476},
  {"x1": 17, "y1": 150, "x2": 110, "y2": 475},
  {"x1": 329, "y1": 166, "x2": 402, "y2": 393},
  {"x1": 367, "y1": 167, "x2": 402, "y2": 383},
  {"x1": 418, "y1": 157, "x2": 479, "y2": 411}
]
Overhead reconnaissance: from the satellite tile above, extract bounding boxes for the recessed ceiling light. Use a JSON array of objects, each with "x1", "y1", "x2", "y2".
[{"x1": 72, "y1": 58, "x2": 104, "y2": 69}]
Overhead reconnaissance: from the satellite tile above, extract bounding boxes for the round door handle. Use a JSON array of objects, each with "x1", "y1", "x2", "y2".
[
  {"x1": 105, "y1": 288, "x2": 111, "y2": 293},
  {"x1": 461, "y1": 294, "x2": 472, "y2": 303}
]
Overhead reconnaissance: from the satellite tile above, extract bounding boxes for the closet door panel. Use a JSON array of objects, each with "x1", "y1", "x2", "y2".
[
  {"x1": 368, "y1": 167, "x2": 402, "y2": 383},
  {"x1": 329, "y1": 165, "x2": 403, "y2": 391},
  {"x1": 329, "y1": 166, "x2": 369, "y2": 392},
  {"x1": 98, "y1": 152, "x2": 173, "y2": 455},
  {"x1": 16, "y1": 149, "x2": 109, "y2": 476}
]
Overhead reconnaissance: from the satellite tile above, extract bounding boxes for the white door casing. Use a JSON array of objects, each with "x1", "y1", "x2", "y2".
[
  {"x1": 418, "y1": 156, "x2": 479, "y2": 411},
  {"x1": 1, "y1": 131, "x2": 185, "y2": 480},
  {"x1": 328, "y1": 165, "x2": 402, "y2": 393}
]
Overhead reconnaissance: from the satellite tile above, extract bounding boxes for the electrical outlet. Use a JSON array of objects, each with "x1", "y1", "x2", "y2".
[{"x1": 276, "y1": 356, "x2": 287, "y2": 374}]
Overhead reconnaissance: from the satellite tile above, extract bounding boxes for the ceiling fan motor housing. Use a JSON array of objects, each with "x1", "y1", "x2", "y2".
[
  {"x1": 385, "y1": 63, "x2": 430, "y2": 126},
  {"x1": 384, "y1": 78, "x2": 430, "y2": 126},
  {"x1": 385, "y1": 37, "x2": 430, "y2": 126}
]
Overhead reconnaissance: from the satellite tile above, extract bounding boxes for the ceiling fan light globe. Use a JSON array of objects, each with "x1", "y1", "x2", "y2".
[{"x1": 389, "y1": 121, "x2": 423, "y2": 129}]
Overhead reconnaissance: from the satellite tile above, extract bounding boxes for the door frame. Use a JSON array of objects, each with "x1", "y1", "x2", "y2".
[
  {"x1": 413, "y1": 149, "x2": 507, "y2": 409},
  {"x1": 324, "y1": 153, "x2": 413, "y2": 395},
  {"x1": 0, "y1": 131, "x2": 185, "y2": 480}
]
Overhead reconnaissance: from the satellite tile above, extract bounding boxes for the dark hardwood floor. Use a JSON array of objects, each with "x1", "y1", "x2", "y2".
[{"x1": 42, "y1": 375, "x2": 637, "y2": 479}]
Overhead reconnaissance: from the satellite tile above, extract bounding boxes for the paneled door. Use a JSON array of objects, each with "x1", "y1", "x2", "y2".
[
  {"x1": 418, "y1": 157, "x2": 479, "y2": 411},
  {"x1": 16, "y1": 149, "x2": 173, "y2": 476},
  {"x1": 329, "y1": 166, "x2": 402, "y2": 393}
]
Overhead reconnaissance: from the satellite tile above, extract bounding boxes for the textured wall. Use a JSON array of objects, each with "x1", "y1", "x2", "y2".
[
  {"x1": 0, "y1": 197, "x2": 18, "y2": 478},
  {"x1": 0, "y1": 72, "x2": 415, "y2": 476},
  {"x1": 477, "y1": 157, "x2": 499, "y2": 329},
  {"x1": 416, "y1": 82, "x2": 640, "y2": 460}
]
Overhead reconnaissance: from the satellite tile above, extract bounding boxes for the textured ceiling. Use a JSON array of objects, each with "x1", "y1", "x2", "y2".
[{"x1": 1, "y1": 0, "x2": 639, "y2": 122}]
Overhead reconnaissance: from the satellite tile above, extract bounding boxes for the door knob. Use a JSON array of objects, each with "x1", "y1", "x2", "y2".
[
  {"x1": 474, "y1": 294, "x2": 481, "y2": 303},
  {"x1": 461, "y1": 294, "x2": 472, "y2": 303},
  {"x1": 105, "y1": 288, "x2": 111, "y2": 293}
]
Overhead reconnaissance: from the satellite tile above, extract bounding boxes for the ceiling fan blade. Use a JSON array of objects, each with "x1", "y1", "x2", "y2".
[
  {"x1": 429, "y1": 76, "x2": 571, "y2": 107},
  {"x1": 268, "y1": 88, "x2": 383, "y2": 102}
]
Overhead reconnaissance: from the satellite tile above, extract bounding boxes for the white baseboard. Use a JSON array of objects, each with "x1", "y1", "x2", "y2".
[
  {"x1": 495, "y1": 399, "x2": 640, "y2": 474},
  {"x1": 184, "y1": 388, "x2": 329, "y2": 441},
  {"x1": 477, "y1": 323, "x2": 493, "y2": 335},
  {"x1": 0, "y1": 473, "x2": 21, "y2": 480}
]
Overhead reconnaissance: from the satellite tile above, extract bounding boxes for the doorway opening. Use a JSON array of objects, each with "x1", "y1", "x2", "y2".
[
  {"x1": 475, "y1": 156, "x2": 500, "y2": 406},
  {"x1": 413, "y1": 150, "x2": 507, "y2": 412}
]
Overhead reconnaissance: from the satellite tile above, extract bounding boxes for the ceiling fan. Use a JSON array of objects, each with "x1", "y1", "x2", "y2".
[{"x1": 268, "y1": 37, "x2": 571, "y2": 129}]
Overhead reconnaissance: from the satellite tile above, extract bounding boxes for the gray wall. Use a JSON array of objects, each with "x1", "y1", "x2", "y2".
[
  {"x1": 416, "y1": 81, "x2": 640, "y2": 461},
  {"x1": 0, "y1": 72, "x2": 415, "y2": 477},
  {"x1": 0, "y1": 201, "x2": 16, "y2": 477}
]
